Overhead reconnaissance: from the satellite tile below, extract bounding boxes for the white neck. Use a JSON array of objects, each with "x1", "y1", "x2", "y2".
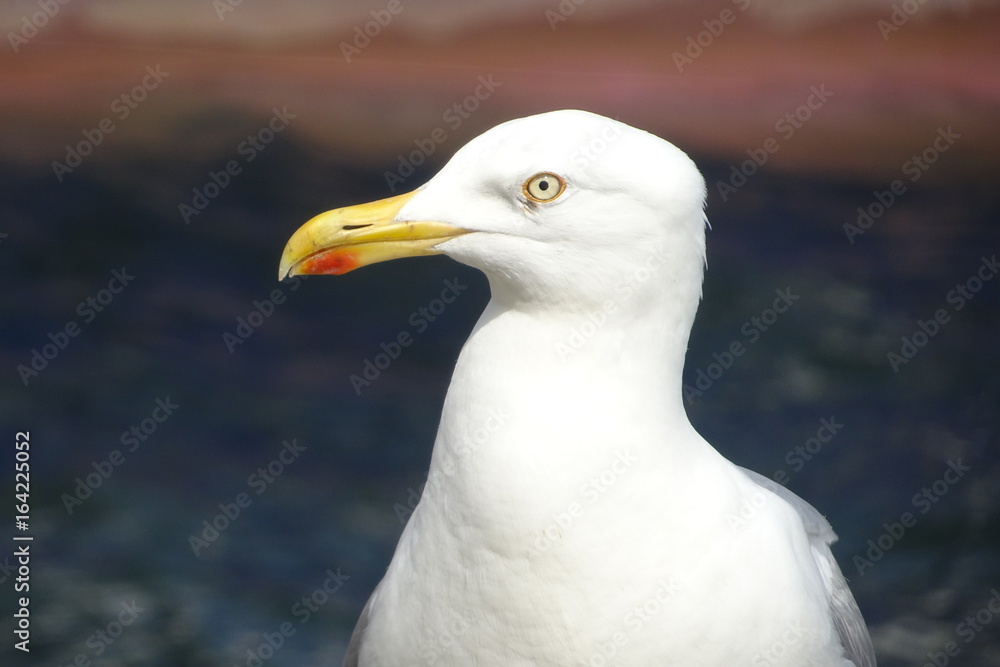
[{"x1": 419, "y1": 287, "x2": 712, "y2": 553}]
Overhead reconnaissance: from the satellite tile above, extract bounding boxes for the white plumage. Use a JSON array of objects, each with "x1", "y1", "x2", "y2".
[{"x1": 281, "y1": 110, "x2": 875, "y2": 666}]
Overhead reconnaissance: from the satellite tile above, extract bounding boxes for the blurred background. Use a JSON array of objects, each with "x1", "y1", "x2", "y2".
[{"x1": 2, "y1": 0, "x2": 999, "y2": 664}]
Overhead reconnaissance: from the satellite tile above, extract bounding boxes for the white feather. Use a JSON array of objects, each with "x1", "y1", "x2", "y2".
[{"x1": 343, "y1": 110, "x2": 875, "y2": 666}]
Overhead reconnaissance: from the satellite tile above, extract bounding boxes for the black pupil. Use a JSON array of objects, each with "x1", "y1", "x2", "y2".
[{"x1": 538, "y1": 180, "x2": 549, "y2": 191}]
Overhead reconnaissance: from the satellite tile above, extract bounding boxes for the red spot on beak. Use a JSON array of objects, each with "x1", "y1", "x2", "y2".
[{"x1": 301, "y1": 250, "x2": 358, "y2": 275}]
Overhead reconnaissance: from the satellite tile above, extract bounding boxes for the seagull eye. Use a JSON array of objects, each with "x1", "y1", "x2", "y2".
[{"x1": 523, "y1": 172, "x2": 565, "y2": 203}]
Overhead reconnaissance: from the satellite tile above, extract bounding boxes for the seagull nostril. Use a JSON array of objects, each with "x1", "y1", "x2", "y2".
[{"x1": 342, "y1": 224, "x2": 372, "y2": 230}]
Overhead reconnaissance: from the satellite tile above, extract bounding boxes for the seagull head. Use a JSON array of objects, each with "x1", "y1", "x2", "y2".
[{"x1": 280, "y1": 110, "x2": 707, "y2": 315}]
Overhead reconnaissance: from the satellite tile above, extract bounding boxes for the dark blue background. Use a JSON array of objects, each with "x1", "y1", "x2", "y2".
[
  {"x1": 2, "y1": 2, "x2": 1000, "y2": 665},
  {"x1": 3, "y1": 145, "x2": 998, "y2": 665}
]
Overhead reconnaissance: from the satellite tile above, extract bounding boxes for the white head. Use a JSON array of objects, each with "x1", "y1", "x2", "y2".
[{"x1": 280, "y1": 110, "x2": 708, "y2": 321}]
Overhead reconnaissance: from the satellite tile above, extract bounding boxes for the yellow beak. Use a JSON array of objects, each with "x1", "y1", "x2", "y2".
[{"x1": 278, "y1": 190, "x2": 470, "y2": 279}]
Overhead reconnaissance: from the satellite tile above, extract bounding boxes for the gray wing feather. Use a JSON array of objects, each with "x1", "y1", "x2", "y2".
[
  {"x1": 739, "y1": 467, "x2": 877, "y2": 667},
  {"x1": 342, "y1": 585, "x2": 378, "y2": 667}
]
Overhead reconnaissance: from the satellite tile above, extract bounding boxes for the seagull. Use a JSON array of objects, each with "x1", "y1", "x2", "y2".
[{"x1": 279, "y1": 109, "x2": 876, "y2": 667}]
